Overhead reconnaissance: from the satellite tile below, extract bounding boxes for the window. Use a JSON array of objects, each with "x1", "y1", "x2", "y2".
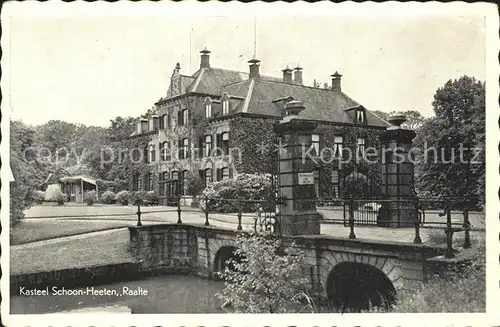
[
  {"x1": 357, "y1": 137, "x2": 365, "y2": 158},
  {"x1": 221, "y1": 132, "x2": 229, "y2": 155},
  {"x1": 334, "y1": 135, "x2": 343, "y2": 157},
  {"x1": 149, "y1": 173, "x2": 153, "y2": 191},
  {"x1": 311, "y1": 134, "x2": 320, "y2": 155},
  {"x1": 221, "y1": 167, "x2": 230, "y2": 180},
  {"x1": 160, "y1": 141, "x2": 171, "y2": 161},
  {"x1": 171, "y1": 171, "x2": 179, "y2": 181},
  {"x1": 153, "y1": 117, "x2": 159, "y2": 130},
  {"x1": 183, "y1": 138, "x2": 190, "y2": 158},
  {"x1": 167, "y1": 113, "x2": 172, "y2": 129},
  {"x1": 132, "y1": 174, "x2": 139, "y2": 191},
  {"x1": 149, "y1": 144, "x2": 156, "y2": 163},
  {"x1": 159, "y1": 172, "x2": 165, "y2": 196},
  {"x1": 171, "y1": 112, "x2": 177, "y2": 129},
  {"x1": 178, "y1": 138, "x2": 189, "y2": 159},
  {"x1": 204, "y1": 135, "x2": 212, "y2": 157},
  {"x1": 331, "y1": 170, "x2": 340, "y2": 198},
  {"x1": 205, "y1": 103, "x2": 212, "y2": 118},
  {"x1": 182, "y1": 109, "x2": 189, "y2": 126},
  {"x1": 357, "y1": 109, "x2": 365, "y2": 123},
  {"x1": 204, "y1": 168, "x2": 212, "y2": 186},
  {"x1": 222, "y1": 100, "x2": 229, "y2": 115},
  {"x1": 159, "y1": 115, "x2": 165, "y2": 129},
  {"x1": 143, "y1": 173, "x2": 151, "y2": 191},
  {"x1": 182, "y1": 170, "x2": 189, "y2": 195},
  {"x1": 144, "y1": 146, "x2": 149, "y2": 163}
]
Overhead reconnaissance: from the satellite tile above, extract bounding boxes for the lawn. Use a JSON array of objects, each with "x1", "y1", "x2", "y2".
[
  {"x1": 24, "y1": 202, "x2": 178, "y2": 219},
  {"x1": 10, "y1": 229, "x2": 134, "y2": 275},
  {"x1": 10, "y1": 219, "x2": 131, "y2": 245}
]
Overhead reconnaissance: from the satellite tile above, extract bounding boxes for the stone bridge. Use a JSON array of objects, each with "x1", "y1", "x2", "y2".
[{"x1": 128, "y1": 223, "x2": 447, "y2": 307}]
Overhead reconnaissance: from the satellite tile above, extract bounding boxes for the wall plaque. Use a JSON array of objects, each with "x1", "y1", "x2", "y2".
[{"x1": 298, "y1": 172, "x2": 314, "y2": 185}]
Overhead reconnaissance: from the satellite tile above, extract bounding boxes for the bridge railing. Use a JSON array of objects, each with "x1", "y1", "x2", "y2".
[
  {"x1": 135, "y1": 196, "x2": 278, "y2": 235},
  {"x1": 133, "y1": 195, "x2": 483, "y2": 259},
  {"x1": 314, "y1": 196, "x2": 484, "y2": 258}
]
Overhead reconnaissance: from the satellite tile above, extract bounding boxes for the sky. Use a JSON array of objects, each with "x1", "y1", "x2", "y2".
[{"x1": 5, "y1": 5, "x2": 486, "y2": 127}]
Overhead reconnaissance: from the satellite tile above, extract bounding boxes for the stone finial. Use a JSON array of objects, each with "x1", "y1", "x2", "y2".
[
  {"x1": 387, "y1": 114, "x2": 407, "y2": 127},
  {"x1": 285, "y1": 100, "x2": 305, "y2": 116}
]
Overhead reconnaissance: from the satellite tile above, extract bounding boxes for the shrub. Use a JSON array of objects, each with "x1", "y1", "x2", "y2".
[
  {"x1": 145, "y1": 191, "x2": 159, "y2": 205},
  {"x1": 216, "y1": 232, "x2": 313, "y2": 313},
  {"x1": 83, "y1": 190, "x2": 97, "y2": 205},
  {"x1": 100, "y1": 190, "x2": 117, "y2": 204},
  {"x1": 33, "y1": 190, "x2": 45, "y2": 204},
  {"x1": 116, "y1": 190, "x2": 130, "y2": 205},
  {"x1": 201, "y1": 173, "x2": 273, "y2": 213},
  {"x1": 186, "y1": 174, "x2": 205, "y2": 197},
  {"x1": 130, "y1": 190, "x2": 147, "y2": 205},
  {"x1": 388, "y1": 233, "x2": 485, "y2": 313}
]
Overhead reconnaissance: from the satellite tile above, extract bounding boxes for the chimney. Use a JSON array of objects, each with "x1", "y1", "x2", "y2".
[
  {"x1": 200, "y1": 47, "x2": 211, "y2": 69},
  {"x1": 331, "y1": 71, "x2": 342, "y2": 91},
  {"x1": 293, "y1": 64, "x2": 303, "y2": 85},
  {"x1": 282, "y1": 65, "x2": 293, "y2": 84},
  {"x1": 248, "y1": 57, "x2": 261, "y2": 80}
]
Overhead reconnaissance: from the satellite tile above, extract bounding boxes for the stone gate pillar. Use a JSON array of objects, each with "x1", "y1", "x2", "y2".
[
  {"x1": 379, "y1": 115, "x2": 417, "y2": 227},
  {"x1": 274, "y1": 101, "x2": 321, "y2": 235}
]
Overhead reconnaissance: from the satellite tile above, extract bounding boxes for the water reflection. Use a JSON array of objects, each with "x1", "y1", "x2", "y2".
[{"x1": 11, "y1": 275, "x2": 225, "y2": 314}]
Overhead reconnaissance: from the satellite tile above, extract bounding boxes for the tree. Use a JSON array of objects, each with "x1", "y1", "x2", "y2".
[
  {"x1": 10, "y1": 121, "x2": 45, "y2": 227},
  {"x1": 216, "y1": 233, "x2": 314, "y2": 313},
  {"x1": 108, "y1": 116, "x2": 137, "y2": 142},
  {"x1": 415, "y1": 76, "x2": 485, "y2": 202}
]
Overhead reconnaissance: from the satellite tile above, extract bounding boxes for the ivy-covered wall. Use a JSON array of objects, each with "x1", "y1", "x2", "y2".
[
  {"x1": 229, "y1": 117, "x2": 278, "y2": 174},
  {"x1": 314, "y1": 124, "x2": 385, "y2": 196},
  {"x1": 123, "y1": 134, "x2": 158, "y2": 193},
  {"x1": 229, "y1": 117, "x2": 386, "y2": 197}
]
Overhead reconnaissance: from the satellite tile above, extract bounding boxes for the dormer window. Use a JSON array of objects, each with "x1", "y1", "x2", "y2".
[
  {"x1": 357, "y1": 109, "x2": 365, "y2": 123},
  {"x1": 205, "y1": 103, "x2": 212, "y2": 118},
  {"x1": 222, "y1": 100, "x2": 229, "y2": 115}
]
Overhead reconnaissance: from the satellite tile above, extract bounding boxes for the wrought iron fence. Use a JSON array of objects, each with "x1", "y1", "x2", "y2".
[{"x1": 28, "y1": 194, "x2": 482, "y2": 261}]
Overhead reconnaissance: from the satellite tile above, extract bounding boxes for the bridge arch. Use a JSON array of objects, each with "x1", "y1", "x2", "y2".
[
  {"x1": 213, "y1": 246, "x2": 245, "y2": 278},
  {"x1": 326, "y1": 261, "x2": 397, "y2": 312}
]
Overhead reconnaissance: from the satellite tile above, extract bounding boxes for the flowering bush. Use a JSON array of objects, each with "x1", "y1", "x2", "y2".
[
  {"x1": 201, "y1": 173, "x2": 273, "y2": 213},
  {"x1": 116, "y1": 190, "x2": 130, "y2": 205},
  {"x1": 83, "y1": 190, "x2": 97, "y2": 205},
  {"x1": 100, "y1": 190, "x2": 117, "y2": 204}
]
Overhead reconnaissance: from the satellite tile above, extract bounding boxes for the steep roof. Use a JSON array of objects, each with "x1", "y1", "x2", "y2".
[
  {"x1": 222, "y1": 79, "x2": 389, "y2": 127},
  {"x1": 187, "y1": 67, "x2": 297, "y2": 95},
  {"x1": 161, "y1": 65, "x2": 388, "y2": 127}
]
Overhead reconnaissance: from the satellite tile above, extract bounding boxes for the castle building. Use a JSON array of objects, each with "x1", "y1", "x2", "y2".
[{"x1": 128, "y1": 48, "x2": 389, "y2": 204}]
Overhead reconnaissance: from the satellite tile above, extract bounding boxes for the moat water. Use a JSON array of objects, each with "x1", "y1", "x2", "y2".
[{"x1": 11, "y1": 275, "x2": 225, "y2": 314}]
